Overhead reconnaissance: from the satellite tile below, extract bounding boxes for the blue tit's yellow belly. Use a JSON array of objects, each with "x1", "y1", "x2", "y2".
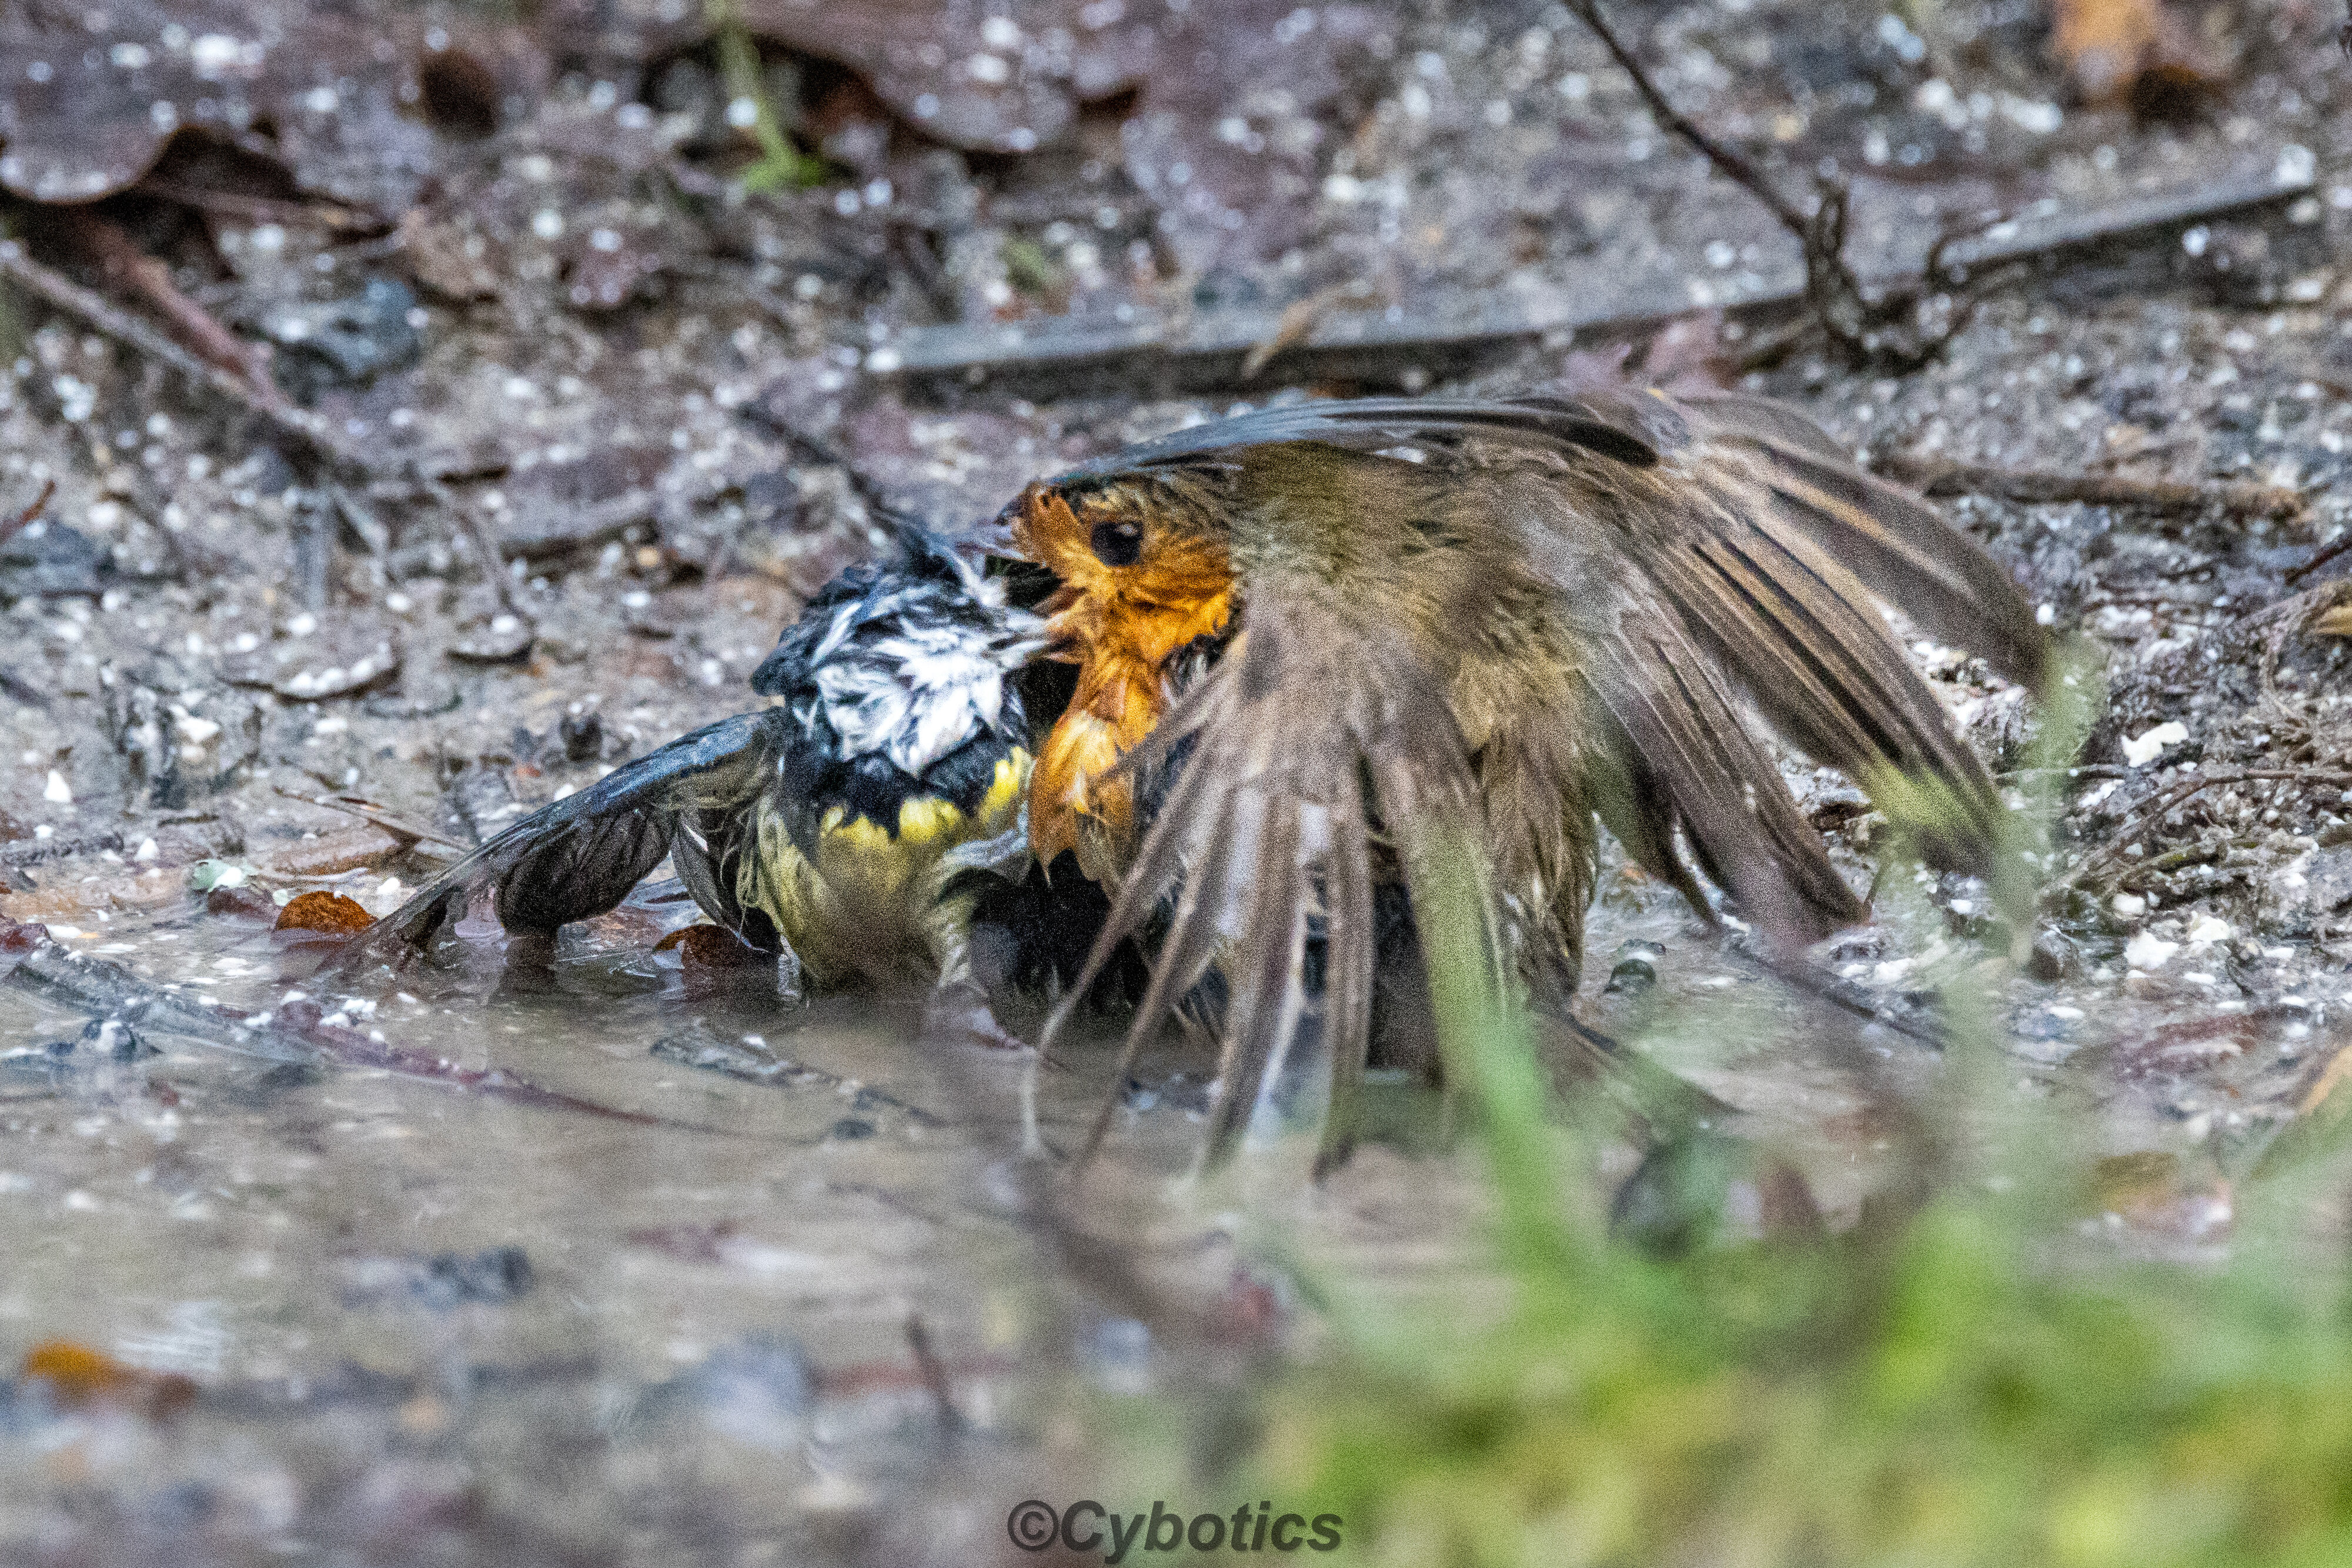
[{"x1": 739, "y1": 750, "x2": 1030, "y2": 989}]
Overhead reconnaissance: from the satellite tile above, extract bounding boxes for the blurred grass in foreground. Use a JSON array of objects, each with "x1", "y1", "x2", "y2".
[{"x1": 1227, "y1": 648, "x2": 2352, "y2": 1567}]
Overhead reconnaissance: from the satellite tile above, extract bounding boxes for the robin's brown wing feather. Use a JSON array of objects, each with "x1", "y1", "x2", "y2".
[
  {"x1": 1107, "y1": 389, "x2": 2040, "y2": 692},
  {"x1": 325, "y1": 710, "x2": 791, "y2": 977},
  {"x1": 1047, "y1": 394, "x2": 1661, "y2": 483},
  {"x1": 1584, "y1": 589, "x2": 1867, "y2": 940},
  {"x1": 1661, "y1": 390, "x2": 2046, "y2": 690},
  {"x1": 1044, "y1": 584, "x2": 1503, "y2": 1171},
  {"x1": 1634, "y1": 473, "x2": 2006, "y2": 872},
  {"x1": 1390, "y1": 393, "x2": 2038, "y2": 922}
]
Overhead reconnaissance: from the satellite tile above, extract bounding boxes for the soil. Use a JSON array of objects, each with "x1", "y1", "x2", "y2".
[{"x1": 2, "y1": 0, "x2": 2350, "y2": 1561}]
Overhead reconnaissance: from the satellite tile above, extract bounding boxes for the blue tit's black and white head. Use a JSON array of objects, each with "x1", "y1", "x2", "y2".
[{"x1": 751, "y1": 533, "x2": 1047, "y2": 834}]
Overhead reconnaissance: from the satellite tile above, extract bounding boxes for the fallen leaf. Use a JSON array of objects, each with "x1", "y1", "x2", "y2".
[
  {"x1": 548, "y1": 0, "x2": 1155, "y2": 157},
  {"x1": 21, "y1": 1340, "x2": 198, "y2": 1417},
  {"x1": 656, "y1": 924, "x2": 770, "y2": 968},
  {"x1": 257, "y1": 827, "x2": 407, "y2": 878},
  {"x1": 275, "y1": 888, "x2": 373, "y2": 935},
  {"x1": 0, "y1": 2, "x2": 540, "y2": 212}
]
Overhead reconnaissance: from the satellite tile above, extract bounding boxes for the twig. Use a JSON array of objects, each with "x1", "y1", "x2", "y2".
[
  {"x1": 0, "y1": 239, "x2": 348, "y2": 468},
  {"x1": 738, "y1": 407, "x2": 919, "y2": 542},
  {"x1": 2062, "y1": 767, "x2": 2352, "y2": 889},
  {"x1": 0, "y1": 478, "x2": 54, "y2": 547},
  {"x1": 2287, "y1": 531, "x2": 2352, "y2": 586},
  {"x1": 425, "y1": 476, "x2": 522, "y2": 614},
  {"x1": 1241, "y1": 282, "x2": 1367, "y2": 380},
  {"x1": 135, "y1": 178, "x2": 389, "y2": 236},
  {"x1": 0, "y1": 914, "x2": 731, "y2": 1131},
  {"x1": 53, "y1": 209, "x2": 279, "y2": 400},
  {"x1": 0, "y1": 240, "x2": 520, "y2": 613},
  {"x1": 1877, "y1": 454, "x2": 2308, "y2": 521},
  {"x1": 877, "y1": 169, "x2": 2307, "y2": 399},
  {"x1": 903, "y1": 1313, "x2": 964, "y2": 1438},
  {"x1": 270, "y1": 786, "x2": 467, "y2": 854},
  {"x1": 1729, "y1": 940, "x2": 1951, "y2": 1050},
  {"x1": 1557, "y1": 0, "x2": 1986, "y2": 370},
  {"x1": 1556, "y1": 2, "x2": 1809, "y2": 239}
]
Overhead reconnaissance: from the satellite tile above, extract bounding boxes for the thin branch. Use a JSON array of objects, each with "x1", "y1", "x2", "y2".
[
  {"x1": 1558, "y1": 0, "x2": 1994, "y2": 370},
  {"x1": 0, "y1": 239, "x2": 522, "y2": 614},
  {"x1": 2061, "y1": 767, "x2": 2352, "y2": 890},
  {"x1": 0, "y1": 914, "x2": 729, "y2": 1131},
  {"x1": 2287, "y1": 530, "x2": 2352, "y2": 585},
  {"x1": 1557, "y1": 0, "x2": 1810, "y2": 240},
  {"x1": 270, "y1": 786, "x2": 467, "y2": 854},
  {"x1": 0, "y1": 240, "x2": 317, "y2": 447},
  {"x1": 0, "y1": 478, "x2": 55, "y2": 547},
  {"x1": 53, "y1": 209, "x2": 278, "y2": 398},
  {"x1": 1877, "y1": 454, "x2": 2308, "y2": 521},
  {"x1": 135, "y1": 178, "x2": 389, "y2": 236}
]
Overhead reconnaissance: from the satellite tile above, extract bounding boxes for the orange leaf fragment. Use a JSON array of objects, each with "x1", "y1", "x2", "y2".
[
  {"x1": 274, "y1": 890, "x2": 375, "y2": 935},
  {"x1": 21, "y1": 1340, "x2": 197, "y2": 1416}
]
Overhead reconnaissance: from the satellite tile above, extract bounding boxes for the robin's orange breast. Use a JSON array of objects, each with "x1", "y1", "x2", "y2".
[{"x1": 1010, "y1": 482, "x2": 1234, "y2": 881}]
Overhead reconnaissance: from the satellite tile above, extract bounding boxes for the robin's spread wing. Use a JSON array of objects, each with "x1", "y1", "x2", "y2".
[
  {"x1": 1454, "y1": 392, "x2": 2035, "y2": 902},
  {"x1": 328, "y1": 710, "x2": 793, "y2": 975},
  {"x1": 1645, "y1": 390, "x2": 2045, "y2": 690},
  {"x1": 1042, "y1": 578, "x2": 1503, "y2": 1173}
]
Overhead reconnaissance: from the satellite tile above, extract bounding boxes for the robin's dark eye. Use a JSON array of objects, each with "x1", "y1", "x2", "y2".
[{"x1": 1088, "y1": 518, "x2": 1144, "y2": 567}]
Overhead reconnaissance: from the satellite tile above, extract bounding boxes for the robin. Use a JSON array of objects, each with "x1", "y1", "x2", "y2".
[
  {"x1": 334, "y1": 529, "x2": 1049, "y2": 1034},
  {"x1": 1004, "y1": 390, "x2": 2046, "y2": 1164}
]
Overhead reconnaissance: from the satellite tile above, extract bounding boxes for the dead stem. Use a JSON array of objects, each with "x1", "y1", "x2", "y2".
[
  {"x1": 2062, "y1": 767, "x2": 2352, "y2": 891},
  {"x1": 1878, "y1": 454, "x2": 2308, "y2": 521},
  {"x1": 269, "y1": 786, "x2": 468, "y2": 854},
  {"x1": 0, "y1": 239, "x2": 522, "y2": 615},
  {"x1": 1558, "y1": 0, "x2": 1990, "y2": 369},
  {"x1": 0, "y1": 478, "x2": 55, "y2": 547},
  {"x1": 53, "y1": 209, "x2": 279, "y2": 399}
]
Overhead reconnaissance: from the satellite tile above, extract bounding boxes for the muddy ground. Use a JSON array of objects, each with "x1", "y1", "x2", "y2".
[{"x1": 4, "y1": 0, "x2": 2352, "y2": 1562}]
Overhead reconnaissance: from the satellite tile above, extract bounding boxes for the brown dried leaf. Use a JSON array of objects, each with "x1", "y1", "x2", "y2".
[
  {"x1": 1111, "y1": 1, "x2": 1389, "y2": 275},
  {"x1": 562, "y1": 225, "x2": 667, "y2": 313},
  {"x1": 399, "y1": 209, "x2": 504, "y2": 302},
  {"x1": 0, "y1": 2, "x2": 539, "y2": 212},
  {"x1": 447, "y1": 614, "x2": 536, "y2": 664},
  {"x1": 549, "y1": 0, "x2": 1156, "y2": 156},
  {"x1": 21, "y1": 1340, "x2": 197, "y2": 1417},
  {"x1": 550, "y1": 0, "x2": 1386, "y2": 269},
  {"x1": 275, "y1": 888, "x2": 373, "y2": 935},
  {"x1": 258, "y1": 825, "x2": 406, "y2": 878},
  {"x1": 1551, "y1": 311, "x2": 1736, "y2": 396},
  {"x1": 497, "y1": 444, "x2": 670, "y2": 559},
  {"x1": 656, "y1": 923, "x2": 769, "y2": 968}
]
